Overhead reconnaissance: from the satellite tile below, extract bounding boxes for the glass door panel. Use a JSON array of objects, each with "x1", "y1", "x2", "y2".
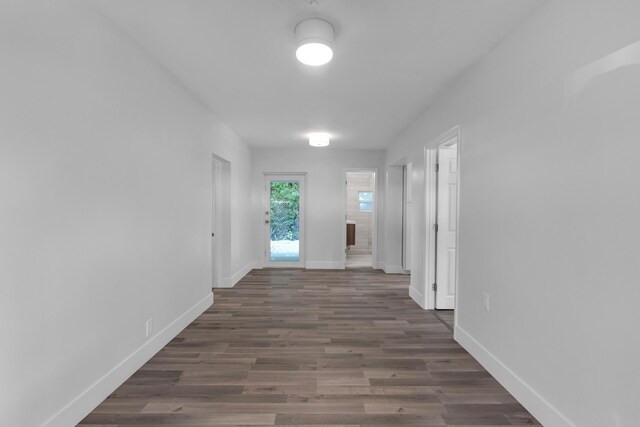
[
  {"x1": 264, "y1": 175, "x2": 305, "y2": 267},
  {"x1": 270, "y1": 180, "x2": 300, "y2": 261}
]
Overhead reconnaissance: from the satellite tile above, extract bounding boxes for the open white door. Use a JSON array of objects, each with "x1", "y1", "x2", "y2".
[{"x1": 435, "y1": 144, "x2": 458, "y2": 309}]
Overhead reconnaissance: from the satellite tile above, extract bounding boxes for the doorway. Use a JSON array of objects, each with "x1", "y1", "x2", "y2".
[
  {"x1": 429, "y1": 134, "x2": 459, "y2": 329},
  {"x1": 212, "y1": 155, "x2": 231, "y2": 288},
  {"x1": 344, "y1": 171, "x2": 376, "y2": 269},
  {"x1": 211, "y1": 159, "x2": 220, "y2": 287},
  {"x1": 264, "y1": 174, "x2": 306, "y2": 268}
]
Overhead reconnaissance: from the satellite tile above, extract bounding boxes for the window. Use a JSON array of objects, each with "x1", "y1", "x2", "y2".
[{"x1": 358, "y1": 191, "x2": 373, "y2": 212}]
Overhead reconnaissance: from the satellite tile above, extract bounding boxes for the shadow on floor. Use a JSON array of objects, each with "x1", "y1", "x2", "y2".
[{"x1": 431, "y1": 309, "x2": 454, "y2": 332}]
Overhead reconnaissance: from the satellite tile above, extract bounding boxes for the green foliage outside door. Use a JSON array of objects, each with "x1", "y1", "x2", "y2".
[{"x1": 270, "y1": 181, "x2": 300, "y2": 241}]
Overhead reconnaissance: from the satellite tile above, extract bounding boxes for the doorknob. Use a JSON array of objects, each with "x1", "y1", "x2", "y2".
[{"x1": 265, "y1": 220, "x2": 270, "y2": 224}]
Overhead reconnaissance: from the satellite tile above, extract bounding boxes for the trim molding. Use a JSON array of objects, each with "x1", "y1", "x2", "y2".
[
  {"x1": 381, "y1": 263, "x2": 407, "y2": 274},
  {"x1": 409, "y1": 286, "x2": 426, "y2": 309},
  {"x1": 455, "y1": 325, "x2": 575, "y2": 427},
  {"x1": 218, "y1": 261, "x2": 260, "y2": 288},
  {"x1": 42, "y1": 292, "x2": 213, "y2": 427},
  {"x1": 306, "y1": 261, "x2": 345, "y2": 269}
]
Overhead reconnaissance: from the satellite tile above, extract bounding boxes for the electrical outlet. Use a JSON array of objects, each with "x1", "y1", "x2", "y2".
[
  {"x1": 483, "y1": 292, "x2": 490, "y2": 311},
  {"x1": 145, "y1": 319, "x2": 153, "y2": 338}
]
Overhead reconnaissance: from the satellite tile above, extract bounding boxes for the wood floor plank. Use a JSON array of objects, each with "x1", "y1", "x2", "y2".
[{"x1": 78, "y1": 268, "x2": 540, "y2": 426}]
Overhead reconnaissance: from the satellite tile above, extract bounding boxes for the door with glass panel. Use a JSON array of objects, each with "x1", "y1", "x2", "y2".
[{"x1": 264, "y1": 174, "x2": 305, "y2": 267}]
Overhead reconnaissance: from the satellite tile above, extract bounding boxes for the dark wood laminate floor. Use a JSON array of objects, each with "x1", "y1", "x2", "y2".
[{"x1": 79, "y1": 269, "x2": 540, "y2": 426}]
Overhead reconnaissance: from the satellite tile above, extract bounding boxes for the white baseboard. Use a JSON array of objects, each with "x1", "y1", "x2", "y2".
[
  {"x1": 381, "y1": 263, "x2": 407, "y2": 274},
  {"x1": 409, "y1": 286, "x2": 426, "y2": 309},
  {"x1": 306, "y1": 261, "x2": 345, "y2": 269},
  {"x1": 42, "y1": 292, "x2": 213, "y2": 427},
  {"x1": 385, "y1": 265, "x2": 407, "y2": 274},
  {"x1": 218, "y1": 261, "x2": 260, "y2": 288},
  {"x1": 455, "y1": 325, "x2": 575, "y2": 427}
]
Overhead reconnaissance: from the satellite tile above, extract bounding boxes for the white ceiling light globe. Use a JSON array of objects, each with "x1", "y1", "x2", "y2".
[
  {"x1": 308, "y1": 133, "x2": 330, "y2": 147},
  {"x1": 295, "y1": 18, "x2": 335, "y2": 66},
  {"x1": 296, "y1": 42, "x2": 333, "y2": 66}
]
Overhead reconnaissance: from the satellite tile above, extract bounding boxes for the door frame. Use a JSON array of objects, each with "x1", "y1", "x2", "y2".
[
  {"x1": 263, "y1": 173, "x2": 307, "y2": 268},
  {"x1": 423, "y1": 126, "x2": 462, "y2": 320},
  {"x1": 342, "y1": 169, "x2": 378, "y2": 269}
]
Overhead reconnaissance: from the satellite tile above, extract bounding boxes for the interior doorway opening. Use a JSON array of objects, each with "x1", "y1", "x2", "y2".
[
  {"x1": 344, "y1": 171, "x2": 376, "y2": 269},
  {"x1": 212, "y1": 155, "x2": 231, "y2": 288},
  {"x1": 211, "y1": 159, "x2": 220, "y2": 288}
]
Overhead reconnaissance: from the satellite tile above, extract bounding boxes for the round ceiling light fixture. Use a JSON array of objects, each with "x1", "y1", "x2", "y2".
[
  {"x1": 295, "y1": 18, "x2": 334, "y2": 66},
  {"x1": 308, "y1": 132, "x2": 330, "y2": 147}
]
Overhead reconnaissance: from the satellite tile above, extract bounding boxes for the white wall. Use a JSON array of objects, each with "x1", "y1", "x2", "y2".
[
  {"x1": 0, "y1": 1, "x2": 254, "y2": 426},
  {"x1": 252, "y1": 148, "x2": 384, "y2": 269},
  {"x1": 384, "y1": 0, "x2": 640, "y2": 425}
]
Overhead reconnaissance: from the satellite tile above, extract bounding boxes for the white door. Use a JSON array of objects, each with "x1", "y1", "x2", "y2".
[
  {"x1": 402, "y1": 163, "x2": 412, "y2": 271},
  {"x1": 435, "y1": 145, "x2": 458, "y2": 309},
  {"x1": 211, "y1": 160, "x2": 220, "y2": 287},
  {"x1": 264, "y1": 174, "x2": 305, "y2": 267}
]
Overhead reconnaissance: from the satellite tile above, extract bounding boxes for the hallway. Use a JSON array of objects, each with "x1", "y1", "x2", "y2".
[{"x1": 80, "y1": 269, "x2": 538, "y2": 426}]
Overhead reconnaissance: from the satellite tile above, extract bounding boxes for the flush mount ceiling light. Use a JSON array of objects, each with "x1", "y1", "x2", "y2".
[
  {"x1": 308, "y1": 132, "x2": 330, "y2": 147},
  {"x1": 295, "y1": 18, "x2": 334, "y2": 66}
]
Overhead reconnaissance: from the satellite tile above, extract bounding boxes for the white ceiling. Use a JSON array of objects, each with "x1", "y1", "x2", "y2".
[{"x1": 92, "y1": 0, "x2": 543, "y2": 149}]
